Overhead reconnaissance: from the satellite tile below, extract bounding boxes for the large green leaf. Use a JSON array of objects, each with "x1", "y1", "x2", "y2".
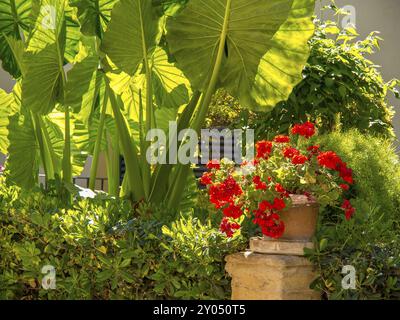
[
  {"x1": 22, "y1": 0, "x2": 68, "y2": 115},
  {"x1": 151, "y1": 46, "x2": 191, "y2": 109},
  {"x1": 65, "y1": 53, "x2": 103, "y2": 123},
  {"x1": 6, "y1": 84, "x2": 39, "y2": 189},
  {"x1": 0, "y1": 89, "x2": 14, "y2": 154},
  {"x1": 3, "y1": 35, "x2": 26, "y2": 75},
  {"x1": 0, "y1": 0, "x2": 31, "y2": 77},
  {"x1": 167, "y1": 0, "x2": 315, "y2": 110},
  {"x1": 107, "y1": 45, "x2": 191, "y2": 122},
  {"x1": 46, "y1": 111, "x2": 89, "y2": 176},
  {"x1": 64, "y1": 5, "x2": 82, "y2": 62},
  {"x1": 102, "y1": 0, "x2": 162, "y2": 76},
  {"x1": 70, "y1": 0, "x2": 118, "y2": 37},
  {"x1": 249, "y1": 0, "x2": 316, "y2": 110},
  {"x1": 7, "y1": 111, "x2": 40, "y2": 188},
  {"x1": 153, "y1": 0, "x2": 188, "y2": 16}
]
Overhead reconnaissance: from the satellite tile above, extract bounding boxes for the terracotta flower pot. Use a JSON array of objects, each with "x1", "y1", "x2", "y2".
[{"x1": 272, "y1": 194, "x2": 319, "y2": 241}]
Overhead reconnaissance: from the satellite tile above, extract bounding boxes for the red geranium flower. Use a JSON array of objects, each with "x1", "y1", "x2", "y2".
[
  {"x1": 340, "y1": 184, "x2": 350, "y2": 191},
  {"x1": 292, "y1": 154, "x2": 308, "y2": 165},
  {"x1": 207, "y1": 159, "x2": 220, "y2": 170},
  {"x1": 200, "y1": 172, "x2": 213, "y2": 186},
  {"x1": 283, "y1": 147, "x2": 300, "y2": 159},
  {"x1": 274, "y1": 135, "x2": 290, "y2": 143},
  {"x1": 209, "y1": 176, "x2": 243, "y2": 209},
  {"x1": 259, "y1": 200, "x2": 272, "y2": 212},
  {"x1": 220, "y1": 218, "x2": 241, "y2": 238},
  {"x1": 291, "y1": 122, "x2": 316, "y2": 139},
  {"x1": 317, "y1": 151, "x2": 343, "y2": 170},
  {"x1": 253, "y1": 176, "x2": 267, "y2": 190},
  {"x1": 256, "y1": 141, "x2": 273, "y2": 159},
  {"x1": 275, "y1": 183, "x2": 290, "y2": 198},
  {"x1": 338, "y1": 164, "x2": 354, "y2": 185},
  {"x1": 272, "y1": 197, "x2": 286, "y2": 211},
  {"x1": 307, "y1": 145, "x2": 320, "y2": 155},
  {"x1": 342, "y1": 199, "x2": 355, "y2": 221},
  {"x1": 262, "y1": 220, "x2": 285, "y2": 239},
  {"x1": 223, "y1": 203, "x2": 243, "y2": 219}
]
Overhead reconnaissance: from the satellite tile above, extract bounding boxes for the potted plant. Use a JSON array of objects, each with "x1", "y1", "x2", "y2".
[{"x1": 200, "y1": 122, "x2": 356, "y2": 242}]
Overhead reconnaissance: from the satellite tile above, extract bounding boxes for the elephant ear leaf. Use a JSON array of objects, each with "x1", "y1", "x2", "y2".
[
  {"x1": 65, "y1": 53, "x2": 103, "y2": 123},
  {"x1": 102, "y1": 0, "x2": 162, "y2": 76},
  {"x1": 22, "y1": 0, "x2": 68, "y2": 115},
  {"x1": 70, "y1": 0, "x2": 118, "y2": 37},
  {"x1": 0, "y1": 0, "x2": 32, "y2": 78},
  {"x1": 0, "y1": 89, "x2": 14, "y2": 154},
  {"x1": 167, "y1": 0, "x2": 315, "y2": 110},
  {"x1": 246, "y1": 0, "x2": 316, "y2": 111},
  {"x1": 46, "y1": 111, "x2": 89, "y2": 177},
  {"x1": 151, "y1": 46, "x2": 191, "y2": 109},
  {"x1": 6, "y1": 84, "x2": 39, "y2": 189}
]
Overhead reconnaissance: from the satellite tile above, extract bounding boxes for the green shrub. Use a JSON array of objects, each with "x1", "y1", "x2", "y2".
[
  {"x1": 205, "y1": 89, "x2": 244, "y2": 128},
  {"x1": 306, "y1": 130, "x2": 400, "y2": 299},
  {"x1": 0, "y1": 180, "x2": 245, "y2": 300}
]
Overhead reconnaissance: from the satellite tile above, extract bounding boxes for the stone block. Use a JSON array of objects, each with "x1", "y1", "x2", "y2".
[
  {"x1": 250, "y1": 237, "x2": 314, "y2": 256},
  {"x1": 225, "y1": 252, "x2": 320, "y2": 300}
]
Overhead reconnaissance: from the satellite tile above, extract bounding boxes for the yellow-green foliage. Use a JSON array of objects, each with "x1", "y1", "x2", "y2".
[{"x1": 306, "y1": 130, "x2": 400, "y2": 299}]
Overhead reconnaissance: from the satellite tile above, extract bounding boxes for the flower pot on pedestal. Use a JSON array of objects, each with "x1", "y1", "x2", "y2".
[{"x1": 225, "y1": 195, "x2": 321, "y2": 300}]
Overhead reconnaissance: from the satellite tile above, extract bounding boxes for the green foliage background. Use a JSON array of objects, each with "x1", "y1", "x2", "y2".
[{"x1": 307, "y1": 130, "x2": 400, "y2": 299}]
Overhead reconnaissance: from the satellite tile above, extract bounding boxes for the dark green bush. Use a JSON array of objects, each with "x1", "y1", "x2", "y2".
[
  {"x1": 0, "y1": 179, "x2": 245, "y2": 300},
  {"x1": 306, "y1": 130, "x2": 400, "y2": 299}
]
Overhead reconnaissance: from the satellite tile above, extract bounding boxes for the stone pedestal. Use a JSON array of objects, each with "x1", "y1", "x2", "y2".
[{"x1": 225, "y1": 238, "x2": 320, "y2": 300}]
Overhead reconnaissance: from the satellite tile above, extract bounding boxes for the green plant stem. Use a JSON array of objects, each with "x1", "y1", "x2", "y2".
[
  {"x1": 106, "y1": 129, "x2": 120, "y2": 197},
  {"x1": 31, "y1": 112, "x2": 53, "y2": 186},
  {"x1": 138, "y1": 89, "x2": 150, "y2": 200},
  {"x1": 62, "y1": 107, "x2": 72, "y2": 184},
  {"x1": 106, "y1": 80, "x2": 145, "y2": 201},
  {"x1": 39, "y1": 116, "x2": 61, "y2": 175},
  {"x1": 89, "y1": 90, "x2": 108, "y2": 191},
  {"x1": 149, "y1": 91, "x2": 202, "y2": 204},
  {"x1": 138, "y1": 0, "x2": 152, "y2": 200},
  {"x1": 57, "y1": 49, "x2": 71, "y2": 184}
]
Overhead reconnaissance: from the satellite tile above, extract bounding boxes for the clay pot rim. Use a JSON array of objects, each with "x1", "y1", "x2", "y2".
[{"x1": 289, "y1": 194, "x2": 319, "y2": 208}]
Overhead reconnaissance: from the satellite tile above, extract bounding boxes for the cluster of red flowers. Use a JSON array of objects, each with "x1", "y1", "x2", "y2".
[
  {"x1": 291, "y1": 121, "x2": 316, "y2": 139},
  {"x1": 255, "y1": 141, "x2": 273, "y2": 159},
  {"x1": 209, "y1": 176, "x2": 243, "y2": 209},
  {"x1": 252, "y1": 187, "x2": 289, "y2": 238},
  {"x1": 317, "y1": 151, "x2": 354, "y2": 184},
  {"x1": 253, "y1": 176, "x2": 267, "y2": 190},
  {"x1": 274, "y1": 135, "x2": 291, "y2": 144},
  {"x1": 200, "y1": 172, "x2": 213, "y2": 186},
  {"x1": 219, "y1": 218, "x2": 241, "y2": 238},
  {"x1": 201, "y1": 122, "x2": 356, "y2": 238},
  {"x1": 342, "y1": 199, "x2": 356, "y2": 220}
]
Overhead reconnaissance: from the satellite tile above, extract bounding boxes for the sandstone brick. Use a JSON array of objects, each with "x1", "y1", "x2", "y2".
[{"x1": 225, "y1": 252, "x2": 321, "y2": 300}]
